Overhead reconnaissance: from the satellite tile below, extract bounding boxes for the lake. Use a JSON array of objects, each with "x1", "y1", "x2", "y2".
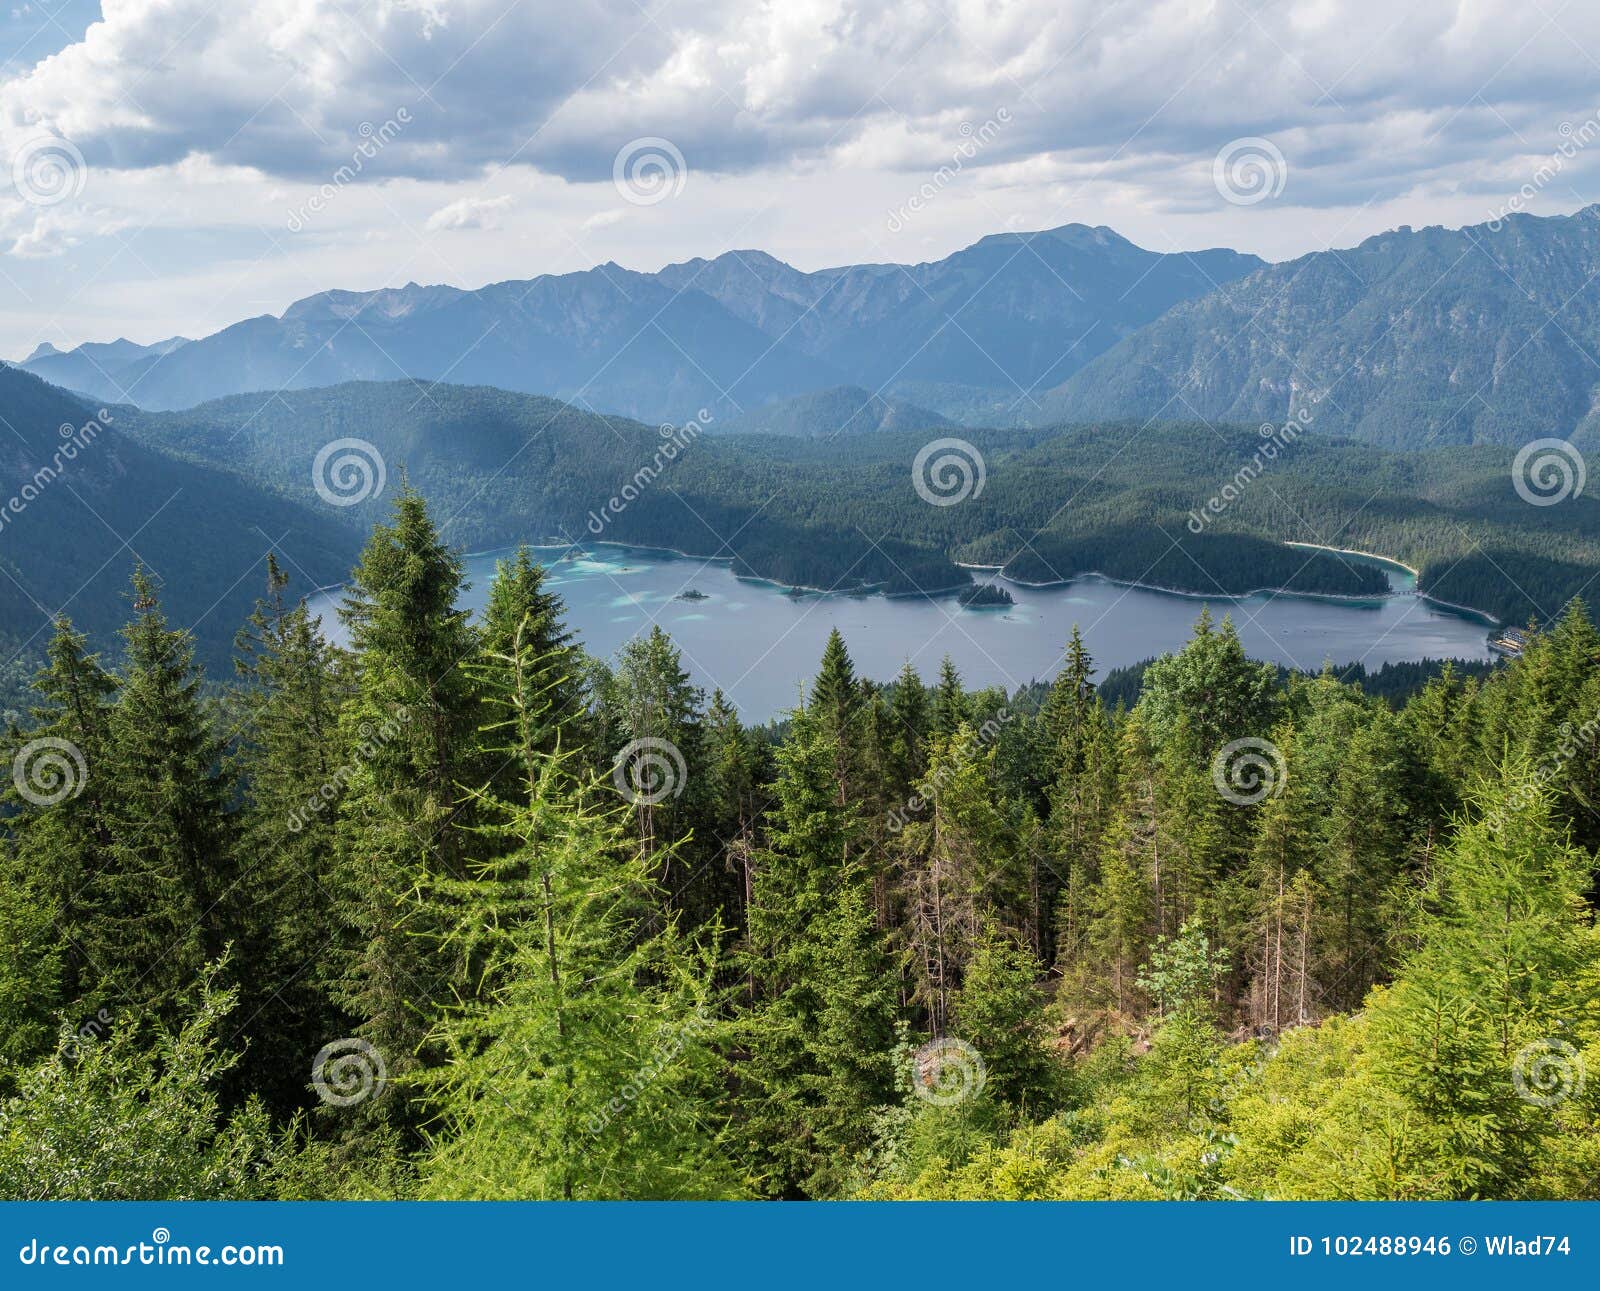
[{"x1": 306, "y1": 543, "x2": 1498, "y2": 721}]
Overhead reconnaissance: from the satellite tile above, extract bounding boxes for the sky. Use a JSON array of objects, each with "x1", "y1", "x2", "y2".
[{"x1": 3, "y1": 0, "x2": 1600, "y2": 357}]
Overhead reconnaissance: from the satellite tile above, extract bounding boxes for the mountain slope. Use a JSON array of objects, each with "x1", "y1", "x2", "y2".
[
  {"x1": 76, "y1": 372, "x2": 1600, "y2": 634},
  {"x1": 20, "y1": 336, "x2": 189, "y2": 400},
  {"x1": 712, "y1": 386, "x2": 951, "y2": 437},
  {"x1": 117, "y1": 381, "x2": 965, "y2": 597},
  {"x1": 24, "y1": 226, "x2": 1261, "y2": 423},
  {"x1": 0, "y1": 366, "x2": 359, "y2": 685},
  {"x1": 1041, "y1": 207, "x2": 1600, "y2": 448}
]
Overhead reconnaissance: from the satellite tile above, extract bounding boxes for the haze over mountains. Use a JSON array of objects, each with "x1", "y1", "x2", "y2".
[
  {"x1": 13, "y1": 202, "x2": 1600, "y2": 688},
  {"x1": 1043, "y1": 206, "x2": 1600, "y2": 449},
  {"x1": 27, "y1": 208, "x2": 1600, "y2": 450},
  {"x1": 19, "y1": 225, "x2": 1261, "y2": 425}
]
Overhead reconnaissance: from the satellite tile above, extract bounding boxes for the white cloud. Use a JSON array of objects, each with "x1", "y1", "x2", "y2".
[
  {"x1": 424, "y1": 193, "x2": 512, "y2": 231},
  {"x1": 6, "y1": 0, "x2": 1600, "y2": 354}
]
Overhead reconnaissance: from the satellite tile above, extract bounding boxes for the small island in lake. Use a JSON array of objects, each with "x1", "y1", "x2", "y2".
[
  {"x1": 676, "y1": 588, "x2": 709, "y2": 601},
  {"x1": 958, "y1": 582, "x2": 1015, "y2": 608}
]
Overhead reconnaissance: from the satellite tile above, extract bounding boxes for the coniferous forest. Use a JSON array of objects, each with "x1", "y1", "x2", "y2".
[{"x1": 2, "y1": 486, "x2": 1596, "y2": 1202}]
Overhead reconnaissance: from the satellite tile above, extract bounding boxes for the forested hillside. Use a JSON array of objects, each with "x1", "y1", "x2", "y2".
[
  {"x1": 1043, "y1": 206, "x2": 1600, "y2": 448},
  {"x1": 126, "y1": 377, "x2": 1600, "y2": 626},
  {"x1": 1, "y1": 491, "x2": 1595, "y2": 1200},
  {"x1": 0, "y1": 365, "x2": 359, "y2": 703}
]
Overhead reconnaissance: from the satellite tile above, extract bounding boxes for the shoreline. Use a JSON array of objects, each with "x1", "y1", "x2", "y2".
[
  {"x1": 961, "y1": 549, "x2": 1502, "y2": 626},
  {"x1": 309, "y1": 536, "x2": 1498, "y2": 628},
  {"x1": 1284, "y1": 541, "x2": 1420, "y2": 577},
  {"x1": 957, "y1": 561, "x2": 1397, "y2": 609}
]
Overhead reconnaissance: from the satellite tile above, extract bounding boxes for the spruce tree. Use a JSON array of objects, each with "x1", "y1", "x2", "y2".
[
  {"x1": 420, "y1": 618, "x2": 735, "y2": 1199},
  {"x1": 2, "y1": 616, "x2": 117, "y2": 1027},
  {"x1": 333, "y1": 487, "x2": 479, "y2": 1111},
  {"x1": 100, "y1": 569, "x2": 236, "y2": 1023},
  {"x1": 231, "y1": 555, "x2": 352, "y2": 1111}
]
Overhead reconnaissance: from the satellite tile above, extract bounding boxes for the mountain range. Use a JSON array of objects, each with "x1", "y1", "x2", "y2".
[
  {"x1": 1041, "y1": 206, "x2": 1600, "y2": 449},
  {"x1": 27, "y1": 208, "x2": 1600, "y2": 449},
  {"x1": 18, "y1": 226, "x2": 1261, "y2": 424}
]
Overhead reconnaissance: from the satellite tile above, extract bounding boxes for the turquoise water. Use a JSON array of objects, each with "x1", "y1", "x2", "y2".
[{"x1": 307, "y1": 544, "x2": 1496, "y2": 721}]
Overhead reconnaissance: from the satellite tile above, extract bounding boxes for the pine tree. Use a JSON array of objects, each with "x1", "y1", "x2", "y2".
[
  {"x1": 2, "y1": 616, "x2": 117, "y2": 1028},
  {"x1": 949, "y1": 921, "x2": 1062, "y2": 1114},
  {"x1": 931, "y1": 655, "x2": 969, "y2": 741},
  {"x1": 1140, "y1": 610, "x2": 1277, "y2": 759},
  {"x1": 476, "y1": 546, "x2": 583, "y2": 783},
  {"x1": 230, "y1": 555, "x2": 353, "y2": 1111},
  {"x1": 100, "y1": 569, "x2": 236, "y2": 1023},
  {"x1": 332, "y1": 487, "x2": 479, "y2": 1110},
  {"x1": 896, "y1": 724, "x2": 1020, "y2": 1031},
  {"x1": 604, "y1": 625, "x2": 707, "y2": 913},
  {"x1": 420, "y1": 618, "x2": 736, "y2": 1199}
]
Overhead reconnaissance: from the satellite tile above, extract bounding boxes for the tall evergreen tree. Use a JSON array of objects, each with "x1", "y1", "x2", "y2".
[
  {"x1": 333, "y1": 487, "x2": 479, "y2": 1112},
  {"x1": 100, "y1": 569, "x2": 236, "y2": 1023}
]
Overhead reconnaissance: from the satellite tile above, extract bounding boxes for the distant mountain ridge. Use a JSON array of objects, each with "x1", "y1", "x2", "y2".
[
  {"x1": 1040, "y1": 206, "x2": 1600, "y2": 448},
  {"x1": 19, "y1": 225, "x2": 1262, "y2": 422}
]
